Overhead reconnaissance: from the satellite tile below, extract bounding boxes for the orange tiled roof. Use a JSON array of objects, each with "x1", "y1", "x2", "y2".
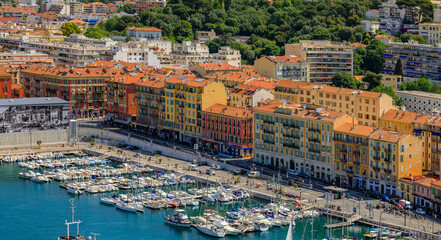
[
  {"x1": 276, "y1": 80, "x2": 383, "y2": 99},
  {"x1": 197, "y1": 62, "x2": 241, "y2": 71},
  {"x1": 165, "y1": 74, "x2": 211, "y2": 87},
  {"x1": 126, "y1": 26, "x2": 162, "y2": 32},
  {"x1": 376, "y1": 35, "x2": 395, "y2": 39},
  {"x1": 264, "y1": 55, "x2": 305, "y2": 64},
  {"x1": 136, "y1": 79, "x2": 165, "y2": 88},
  {"x1": 244, "y1": 80, "x2": 275, "y2": 90},
  {"x1": 369, "y1": 129, "x2": 409, "y2": 143},
  {"x1": 253, "y1": 101, "x2": 346, "y2": 122},
  {"x1": 22, "y1": 65, "x2": 108, "y2": 78},
  {"x1": 68, "y1": 19, "x2": 87, "y2": 25},
  {"x1": 334, "y1": 123, "x2": 375, "y2": 136},
  {"x1": 379, "y1": 109, "x2": 426, "y2": 124},
  {"x1": 86, "y1": 60, "x2": 117, "y2": 68},
  {"x1": 203, "y1": 104, "x2": 252, "y2": 119}
]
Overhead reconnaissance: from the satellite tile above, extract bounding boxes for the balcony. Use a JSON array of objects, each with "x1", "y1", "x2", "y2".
[
  {"x1": 308, "y1": 148, "x2": 321, "y2": 153},
  {"x1": 283, "y1": 143, "x2": 300, "y2": 149},
  {"x1": 340, "y1": 158, "x2": 347, "y2": 163},
  {"x1": 373, "y1": 155, "x2": 381, "y2": 160},
  {"x1": 384, "y1": 157, "x2": 391, "y2": 162},
  {"x1": 263, "y1": 139, "x2": 275, "y2": 144},
  {"x1": 373, "y1": 145, "x2": 381, "y2": 150},
  {"x1": 263, "y1": 128, "x2": 275, "y2": 134},
  {"x1": 263, "y1": 119, "x2": 274, "y2": 124},
  {"x1": 308, "y1": 128, "x2": 320, "y2": 132},
  {"x1": 309, "y1": 137, "x2": 320, "y2": 143},
  {"x1": 339, "y1": 147, "x2": 347, "y2": 152},
  {"x1": 353, "y1": 150, "x2": 360, "y2": 155},
  {"x1": 346, "y1": 169, "x2": 354, "y2": 174},
  {"x1": 354, "y1": 161, "x2": 361, "y2": 166},
  {"x1": 384, "y1": 169, "x2": 392, "y2": 174},
  {"x1": 385, "y1": 148, "x2": 392, "y2": 153},
  {"x1": 373, "y1": 166, "x2": 380, "y2": 171}
]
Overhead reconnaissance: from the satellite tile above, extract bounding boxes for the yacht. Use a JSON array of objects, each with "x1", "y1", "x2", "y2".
[
  {"x1": 254, "y1": 220, "x2": 269, "y2": 232},
  {"x1": 67, "y1": 187, "x2": 84, "y2": 195},
  {"x1": 116, "y1": 202, "x2": 137, "y2": 213},
  {"x1": 99, "y1": 197, "x2": 116, "y2": 205},
  {"x1": 164, "y1": 210, "x2": 191, "y2": 228},
  {"x1": 196, "y1": 224, "x2": 226, "y2": 238}
]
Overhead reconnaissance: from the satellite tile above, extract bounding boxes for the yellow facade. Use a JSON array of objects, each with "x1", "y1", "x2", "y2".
[
  {"x1": 398, "y1": 177, "x2": 413, "y2": 201},
  {"x1": 381, "y1": 74, "x2": 401, "y2": 90},
  {"x1": 163, "y1": 76, "x2": 227, "y2": 142},
  {"x1": 367, "y1": 130, "x2": 423, "y2": 196},
  {"x1": 334, "y1": 124, "x2": 375, "y2": 188},
  {"x1": 254, "y1": 56, "x2": 309, "y2": 81},
  {"x1": 275, "y1": 81, "x2": 396, "y2": 127}
]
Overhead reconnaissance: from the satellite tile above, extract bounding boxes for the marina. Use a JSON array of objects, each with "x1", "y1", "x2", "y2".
[
  {"x1": 1, "y1": 151, "x2": 440, "y2": 239},
  {"x1": 0, "y1": 152, "x2": 375, "y2": 240}
]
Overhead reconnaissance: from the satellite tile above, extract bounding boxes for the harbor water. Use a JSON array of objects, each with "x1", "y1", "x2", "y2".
[{"x1": 0, "y1": 163, "x2": 371, "y2": 240}]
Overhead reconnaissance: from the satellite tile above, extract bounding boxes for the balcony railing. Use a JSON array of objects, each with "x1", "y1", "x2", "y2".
[
  {"x1": 373, "y1": 146, "x2": 381, "y2": 150},
  {"x1": 373, "y1": 166, "x2": 380, "y2": 171},
  {"x1": 373, "y1": 155, "x2": 381, "y2": 160},
  {"x1": 263, "y1": 139, "x2": 275, "y2": 144},
  {"x1": 263, "y1": 129, "x2": 274, "y2": 134},
  {"x1": 353, "y1": 150, "x2": 361, "y2": 155}
]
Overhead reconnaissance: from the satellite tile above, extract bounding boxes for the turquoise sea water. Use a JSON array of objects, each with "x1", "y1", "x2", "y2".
[{"x1": 0, "y1": 163, "x2": 371, "y2": 240}]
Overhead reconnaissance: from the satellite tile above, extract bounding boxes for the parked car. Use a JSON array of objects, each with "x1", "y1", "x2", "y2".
[
  {"x1": 188, "y1": 164, "x2": 198, "y2": 171},
  {"x1": 198, "y1": 161, "x2": 208, "y2": 166},
  {"x1": 206, "y1": 169, "x2": 216, "y2": 175},
  {"x1": 233, "y1": 168, "x2": 247, "y2": 175},
  {"x1": 382, "y1": 195, "x2": 390, "y2": 202},
  {"x1": 416, "y1": 208, "x2": 426, "y2": 215},
  {"x1": 211, "y1": 164, "x2": 223, "y2": 170},
  {"x1": 133, "y1": 153, "x2": 142, "y2": 158},
  {"x1": 153, "y1": 150, "x2": 161, "y2": 155},
  {"x1": 248, "y1": 171, "x2": 261, "y2": 178}
]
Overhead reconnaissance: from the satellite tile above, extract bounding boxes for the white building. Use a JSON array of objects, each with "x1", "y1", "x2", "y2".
[
  {"x1": 397, "y1": 90, "x2": 441, "y2": 114},
  {"x1": 209, "y1": 46, "x2": 241, "y2": 67},
  {"x1": 365, "y1": 9, "x2": 380, "y2": 19},
  {"x1": 113, "y1": 46, "x2": 161, "y2": 68},
  {"x1": 126, "y1": 26, "x2": 162, "y2": 40},
  {"x1": 360, "y1": 20, "x2": 380, "y2": 33},
  {"x1": 170, "y1": 41, "x2": 209, "y2": 66},
  {"x1": 435, "y1": 5, "x2": 441, "y2": 23},
  {"x1": 379, "y1": 0, "x2": 406, "y2": 34}
]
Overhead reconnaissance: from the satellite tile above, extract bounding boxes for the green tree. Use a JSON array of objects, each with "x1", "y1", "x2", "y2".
[
  {"x1": 353, "y1": 46, "x2": 366, "y2": 75},
  {"x1": 364, "y1": 39, "x2": 385, "y2": 74},
  {"x1": 60, "y1": 22, "x2": 82, "y2": 37},
  {"x1": 411, "y1": 35, "x2": 425, "y2": 44},
  {"x1": 417, "y1": 75, "x2": 432, "y2": 92},
  {"x1": 397, "y1": 0, "x2": 434, "y2": 24},
  {"x1": 371, "y1": 86, "x2": 403, "y2": 106},
  {"x1": 331, "y1": 71, "x2": 359, "y2": 89},
  {"x1": 118, "y1": 4, "x2": 135, "y2": 14},
  {"x1": 363, "y1": 71, "x2": 383, "y2": 90},
  {"x1": 85, "y1": 27, "x2": 108, "y2": 39},
  {"x1": 312, "y1": 28, "x2": 331, "y2": 40},
  {"x1": 394, "y1": 59, "x2": 403, "y2": 76}
]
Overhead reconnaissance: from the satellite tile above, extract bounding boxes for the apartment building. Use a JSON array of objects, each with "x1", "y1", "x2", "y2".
[
  {"x1": 229, "y1": 85, "x2": 274, "y2": 109},
  {"x1": 435, "y1": 5, "x2": 441, "y2": 23},
  {"x1": 274, "y1": 80, "x2": 396, "y2": 127},
  {"x1": 135, "y1": 0, "x2": 166, "y2": 12},
  {"x1": 201, "y1": 104, "x2": 253, "y2": 158},
  {"x1": 126, "y1": 26, "x2": 162, "y2": 40},
  {"x1": 135, "y1": 77, "x2": 165, "y2": 135},
  {"x1": 189, "y1": 62, "x2": 241, "y2": 76},
  {"x1": 170, "y1": 41, "x2": 209, "y2": 66},
  {"x1": 381, "y1": 74, "x2": 401, "y2": 90},
  {"x1": 106, "y1": 70, "x2": 138, "y2": 125},
  {"x1": 284, "y1": 40, "x2": 353, "y2": 84},
  {"x1": 19, "y1": 39, "x2": 108, "y2": 67},
  {"x1": 360, "y1": 20, "x2": 380, "y2": 34},
  {"x1": 419, "y1": 23, "x2": 441, "y2": 45},
  {"x1": 254, "y1": 55, "x2": 309, "y2": 81},
  {"x1": 334, "y1": 123, "x2": 376, "y2": 189},
  {"x1": 195, "y1": 29, "x2": 217, "y2": 42},
  {"x1": 83, "y1": 2, "x2": 108, "y2": 14},
  {"x1": 0, "y1": 51, "x2": 53, "y2": 66},
  {"x1": 0, "y1": 67, "x2": 14, "y2": 99},
  {"x1": 365, "y1": 9, "x2": 380, "y2": 19},
  {"x1": 163, "y1": 75, "x2": 227, "y2": 144},
  {"x1": 113, "y1": 46, "x2": 161, "y2": 68},
  {"x1": 21, "y1": 65, "x2": 108, "y2": 118},
  {"x1": 396, "y1": 91, "x2": 441, "y2": 114},
  {"x1": 384, "y1": 41, "x2": 441, "y2": 81},
  {"x1": 253, "y1": 102, "x2": 356, "y2": 181},
  {"x1": 69, "y1": 2, "x2": 83, "y2": 16},
  {"x1": 413, "y1": 177, "x2": 437, "y2": 208},
  {"x1": 209, "y1": 46, "x2": 241, "y2": 67},
  {"x1": 367, "y1": 129, "x2": 423, "y2": 196},
  {"x1": 379, "y1": 0, "x2": 405, "y2": 34}
]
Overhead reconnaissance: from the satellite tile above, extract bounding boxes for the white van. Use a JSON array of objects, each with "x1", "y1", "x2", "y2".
[{"x1": 248, "y1": 171, "x2": 261, "y2": 178}]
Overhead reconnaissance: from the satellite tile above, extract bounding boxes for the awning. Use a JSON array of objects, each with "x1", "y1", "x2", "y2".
[{"x1": 219, "y1": 153, "x2": 233, "y2": 158}]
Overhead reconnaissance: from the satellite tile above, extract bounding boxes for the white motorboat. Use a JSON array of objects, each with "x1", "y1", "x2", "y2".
[
  {"x1": 67, "y1": 187, "x2": 84, "y2": 195},
  {"x1": 196, "y1": 224, "x2": 226, "y2": 238},
  {"x1": 254, "y1": 220, "x2": 269, "y2": 232},
  {"x1": 100, "y1": 197, "x2": 116, "y2": 205},
  {"x1": 164, "y1": 209, "x2": 191, "y2": 228}
]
